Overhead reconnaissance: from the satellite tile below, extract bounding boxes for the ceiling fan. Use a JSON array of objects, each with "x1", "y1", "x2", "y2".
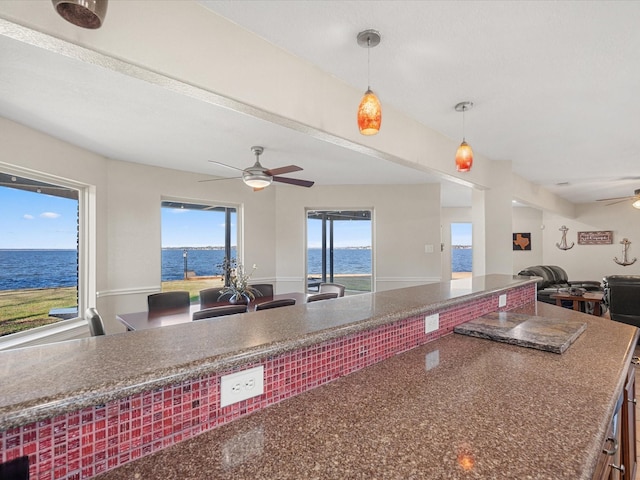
[
  {"x1": 200, "y1": 146, "x2": 314, "y2": 190},
  {"x1": 596, "y1": 188, "x2": 640, "y2": 208}
]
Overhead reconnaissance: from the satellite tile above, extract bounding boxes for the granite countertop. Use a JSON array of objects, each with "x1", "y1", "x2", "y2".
[
  {"x1": 97, "y1": 302, "x2": 638, "y2": 480},
  {"x1": 0, "y1": 274, "x2": 534, "y2": 430}
]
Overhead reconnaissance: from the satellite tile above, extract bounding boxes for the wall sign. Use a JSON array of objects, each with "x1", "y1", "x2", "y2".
[
  {"x1": 513, "y1": 232, "x2": 531, "y2": 251},
  {"x1": 577, "y1": 230, "x2": 613, "y2": 245}
]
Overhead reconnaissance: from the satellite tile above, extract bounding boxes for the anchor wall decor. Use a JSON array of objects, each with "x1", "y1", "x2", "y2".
[
  {"x1": 614, "y1": 238, "x2": 637, "y2": 266},
  {"x1": 556, "y1": 225, "x2": 574, "y2": 250}
]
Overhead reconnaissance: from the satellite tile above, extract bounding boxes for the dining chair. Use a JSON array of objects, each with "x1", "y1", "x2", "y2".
[
  {"x1": 255, "y1": 298, "x2": 296, "y2": 311},
  {"x1": 199, "y1": 287, "x2": 232, "y2": 308},
  {"x1": 307, "y1": 292, "x2": 339, "y2": 302},
  {"x1": 250, "y1": 283, "x2": 274, "y2": 297},
  {"x1": 192, "y1": 304, "x2": 248, "y2": 320},
  {"x1": 148, "y1": 291, "x2": 191, "y2": 313},
  {"x1": 84, "y1": 307, "x2": 106, "y2": 336},
  {"x1": 318, "y1": 282, "x2": 346, "y2": 297}
]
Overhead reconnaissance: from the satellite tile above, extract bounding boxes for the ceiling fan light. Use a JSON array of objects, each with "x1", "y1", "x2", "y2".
[
  {"x1": 358, "y1": 89, "x2": 382, "y2": 135},
  {"x1": 242, "y1": 171, "x2": 272, "y2": 189},
  {"x1": 52, "y1": 0, "x2": 108, "y2": 29},
  {"x1": 455, "y1": 141, "x2": 474, "y2": 172},
  {"x1": 632, "y1": 199, "x2": 640, "y2": 209}
]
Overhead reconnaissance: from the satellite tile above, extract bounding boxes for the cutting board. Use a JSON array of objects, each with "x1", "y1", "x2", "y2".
[{"x1": 454, "y1": 311, "x2": 587, "y2": 354}]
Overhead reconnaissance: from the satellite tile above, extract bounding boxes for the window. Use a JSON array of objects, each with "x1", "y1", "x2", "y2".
[
  {"x1": 160, "y1": 201, "x2": 237, "y2": 300},
  {"x1": 307, "y1": 210, "x2": 372, "y2": 294},
  {"x1": 0, "y1": 172, "x2": 80, "y2": 337}
]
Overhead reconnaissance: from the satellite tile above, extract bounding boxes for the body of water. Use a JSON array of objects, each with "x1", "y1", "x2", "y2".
[
  {"x1": 307, "y1": 248, "x2": 371, "y2": 275},
  {"x1": 162, "y1": 248, "x2": 236, "y2": 281},
  {"x1": 0, "y1": 247, "x2": 472, "y2": 290},
  {"x1": 452, "y1": 248, "x2": 472, "y2": 272},
  {"x1": 0, "y1": 249, "x2": 78, "y2": 290}
]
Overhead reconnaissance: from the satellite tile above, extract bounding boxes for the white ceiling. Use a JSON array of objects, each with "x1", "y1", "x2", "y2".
[{"x1": 2, "y1": 1, "x2": 640, "y2": 207}]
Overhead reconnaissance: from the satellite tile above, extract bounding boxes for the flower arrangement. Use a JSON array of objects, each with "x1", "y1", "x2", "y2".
[{"x1": 217, "y1": 258, "x2": 261, "y2": 304}]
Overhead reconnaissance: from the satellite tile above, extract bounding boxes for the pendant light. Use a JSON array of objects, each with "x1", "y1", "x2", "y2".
[
  {"x1": 52, "y1": 0, "x2": 108, "y2": 29},
  {"x1": 454, "y1": 101, "x2": 474, "y2": 172},
  {"x1": 357, "y1": 29, "x2": 382, "y2": 136}
]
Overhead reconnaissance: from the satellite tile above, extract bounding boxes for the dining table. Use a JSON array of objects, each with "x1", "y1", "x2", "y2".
[{"x1": 117, "y1": 292, "x2": 310, "y2": 331}]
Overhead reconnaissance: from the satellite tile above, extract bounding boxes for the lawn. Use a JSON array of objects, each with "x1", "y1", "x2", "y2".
[{"x1": 0, "y1": 287, "x2": 77, "y2": 336}]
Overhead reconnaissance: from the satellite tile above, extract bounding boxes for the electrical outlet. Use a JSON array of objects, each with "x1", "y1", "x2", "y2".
[
  {"x1": 425, "y1": 313, "x2": 439, "y2": 333},
  {"x1": 220, "y1": 365, "x2": 264, "y2": 407},
  {"x1": 498, "y1": 294, "x2": 507, "y2": 307}
]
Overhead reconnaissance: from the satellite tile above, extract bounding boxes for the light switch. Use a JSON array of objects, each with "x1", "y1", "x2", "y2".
[{"x1": 424, "y1": 244, "x2": 434, "y2": 253}]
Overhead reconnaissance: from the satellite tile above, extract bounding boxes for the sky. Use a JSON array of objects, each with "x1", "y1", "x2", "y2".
[
  {"x1": 161, "y1": 207, "x2": 236, "y2": 247},
  {"x1": 0, "y1": 186, "x2": 470, "y2": 249},
  {"x1": 0, "y1": 187, "x2": 78, "y2": 249},
  {"x1": 451, "y1": 222, "x2": 472, "y2": 246}
]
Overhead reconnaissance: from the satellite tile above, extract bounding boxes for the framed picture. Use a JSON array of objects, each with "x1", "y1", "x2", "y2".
[
  {"x1": 578, "y1": 230, "x2": 613, "y2": 245},
  {"x1": 513, "y1": 232, "x2": 531, "y2": 251}
]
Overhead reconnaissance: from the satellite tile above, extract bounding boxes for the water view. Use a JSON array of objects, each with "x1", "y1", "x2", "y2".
[{"x1": 0, "y1": 246, "x2": 471, "y2": 291}]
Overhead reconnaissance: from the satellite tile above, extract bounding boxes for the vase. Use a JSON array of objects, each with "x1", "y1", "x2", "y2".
[{"x1": 229, "y1": 294, "x2": 249, "y2": 305}]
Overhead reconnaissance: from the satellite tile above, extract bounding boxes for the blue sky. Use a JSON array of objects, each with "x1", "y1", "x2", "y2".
[
  {"x1": 0, "y1": 187, "x2": 78, "y2": 249},
  {"x1": 451, "y1": 222, "x2": 472, "y2": 245},
  {"x1": 161, "y1": 207, "x2": 236, "y2": 247}
]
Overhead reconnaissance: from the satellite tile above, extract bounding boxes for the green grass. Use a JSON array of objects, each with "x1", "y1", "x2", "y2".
[
  {"x1": 0, "y1": 287, "x2": 77, "y2": 336},
  {"x1": 0, "y1": 275, "x2": 372, "y2": 337}
]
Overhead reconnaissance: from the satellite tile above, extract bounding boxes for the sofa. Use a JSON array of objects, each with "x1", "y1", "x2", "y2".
[
  {"x1": 517, "y1": 265, "x2": 605, "y2": 314},
  {"x1": 603, "y1": 275, "x2": 640, "y2": 328}
]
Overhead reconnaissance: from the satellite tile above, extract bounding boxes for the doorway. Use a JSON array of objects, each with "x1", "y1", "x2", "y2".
[{"x1": 451, "y1": 223, "x2": 472, "y2": 279}]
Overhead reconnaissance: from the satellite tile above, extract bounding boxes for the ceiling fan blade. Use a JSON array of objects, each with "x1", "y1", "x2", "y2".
[
  {"x1": 605, "y1": 199, "x2": 632, "y2": 206},
  {"x1": 198, "y1": 176, "x2": 241, "y2": 183},
  {"x1": 273, "y1": 176, "x2": 314, "y2": 188},
  {"x1": 265, "y1": 165, "x2": 303, "y2": 176},
  {"x1": 208, "y1": 160, "x2": 245, "y2": 172},
  {"x1": 596, "y1": 195, "x2": 635, "y2": 202}
]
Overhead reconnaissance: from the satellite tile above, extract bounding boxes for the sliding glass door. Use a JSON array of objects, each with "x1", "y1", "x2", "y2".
[{"x1": 307, "y1": 210, "x2": 372, "y2": 295}]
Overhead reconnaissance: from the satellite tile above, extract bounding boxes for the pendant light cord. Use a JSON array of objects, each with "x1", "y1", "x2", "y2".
[
  {"x1": 461, "y1": 105, "x2": 466, "y2": 142},
  {"x1": 367, "y1": 37, "x2": 371, "y2": 91}
]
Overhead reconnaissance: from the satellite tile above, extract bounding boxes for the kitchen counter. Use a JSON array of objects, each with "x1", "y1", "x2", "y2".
[
  {"x1": 0, "y1": 275, "x2": 533, "y2": 431},
  {"x1": 97, "y1": 302, "x2": 638, "y2": 480}
]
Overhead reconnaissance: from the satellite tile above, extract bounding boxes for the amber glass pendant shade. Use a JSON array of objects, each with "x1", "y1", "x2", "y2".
[
  {"x1": 358, "y1": 89, "x2": 382, "y2": 136},
  {"x1": 455, "y1": 141, "x2": 474, "y2": 172}
]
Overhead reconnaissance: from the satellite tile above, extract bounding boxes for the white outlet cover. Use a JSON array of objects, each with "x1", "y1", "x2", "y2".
[
  {"x1": 220, "y1": 365, "x2": 264, "y2": 407},
  {"x1": 425, "y1": 313, "x2": 439, "y2": 334},
  {"x1": 498, "y1": 294, "x2": 507, "y2": 307}
]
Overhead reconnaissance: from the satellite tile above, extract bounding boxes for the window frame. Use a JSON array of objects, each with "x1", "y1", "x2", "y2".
[
  {"x1": 0, "y1": 165, "x2": 95, "y2": 350},
  {"x1": 305, "y1": 208, "x2": 374, "y2": 294},
  {"x1": 160, "y1": 197, "x2": 241, "y2": 283}
]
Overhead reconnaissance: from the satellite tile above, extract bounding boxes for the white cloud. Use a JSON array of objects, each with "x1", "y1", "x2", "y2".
[
  {"x1": 23, "y1": 214, "x2": 34, "y2": 220},
  {"x1": 40, "y1": 212, "x2": 61, "y2": 219}
]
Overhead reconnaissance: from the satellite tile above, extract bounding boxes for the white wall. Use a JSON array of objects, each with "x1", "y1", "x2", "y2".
[
  {"x1": 275, "y1": 184, "x2": 443, "y2": 292},
  {"x1": 542, "y1": 203, "x2": 640, "y2": 282}
]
